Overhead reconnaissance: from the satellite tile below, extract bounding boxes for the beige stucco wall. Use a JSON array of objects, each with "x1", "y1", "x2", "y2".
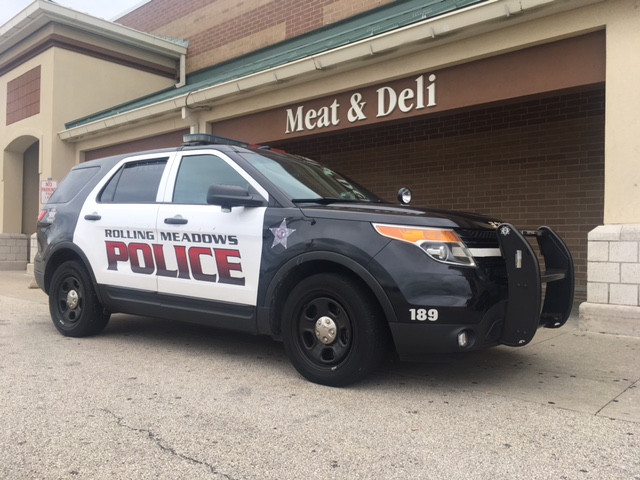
[
  {"x1": 47, "y1": 47, "x2": 176, "y2": 179},
  {"x1": 603, "y1": 1, "x2": 640, "y2": 224},
  {"x1": 1, "y1": 45, "x2": 177, "y2": 232},
  {"x1": 0, "y1": 50, "x2": 50, "y2": 232}
]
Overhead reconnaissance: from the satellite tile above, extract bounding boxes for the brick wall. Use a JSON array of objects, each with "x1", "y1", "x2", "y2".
[
  {"x1": 273, "y1": 87, "x2": 606, "y2": 296},
  {"x1": 118, "y1": 0, "x2": 392, "y2": 72}
]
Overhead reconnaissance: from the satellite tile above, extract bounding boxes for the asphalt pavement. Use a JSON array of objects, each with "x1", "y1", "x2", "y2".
[{"x1": 1, "y1": 269, "x2": 639, "y2": 479}]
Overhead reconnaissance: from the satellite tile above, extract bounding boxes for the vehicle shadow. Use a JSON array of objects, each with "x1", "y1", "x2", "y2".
[
  {"x1": 101, "y1": 312, "x2": 291, "y2": 367},
  {"x1": 100, "y1": 312, "x2": 548, "y2": 393}
]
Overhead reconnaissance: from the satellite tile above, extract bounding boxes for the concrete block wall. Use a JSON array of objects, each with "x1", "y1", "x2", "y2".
[
  {"x1": 0, "y1": 233, "x2": 29, "y2": 270},
  {"x1": 580, "y1": 224, "x2": 640, "y2": 337},
  {"x1": 587, "y1": 224, "x2": 640, "y2": 306}
]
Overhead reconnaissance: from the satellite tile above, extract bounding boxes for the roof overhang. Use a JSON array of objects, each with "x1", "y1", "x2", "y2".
[{"x1": 0, "y1": 0, "x2": 187, "y2": 58}]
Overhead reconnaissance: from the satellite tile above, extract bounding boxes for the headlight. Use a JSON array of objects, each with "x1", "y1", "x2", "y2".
[{"x1": 373, "y1": 223, "x2": 476, "y2": 267}]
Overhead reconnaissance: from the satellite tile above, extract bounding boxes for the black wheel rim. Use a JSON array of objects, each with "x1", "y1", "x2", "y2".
[
  {"x1": 295, "y1": 296, "x2": 352, "y2": 367},
  {"x1": 55, "y1": 274, "x2": 83, "y2": 326}
]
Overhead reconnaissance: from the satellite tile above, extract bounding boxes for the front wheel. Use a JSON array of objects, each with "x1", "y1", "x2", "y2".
[
  {"x1": 282, "y1": 273, "x2": 387, "y2": 387},
  {"x1": 49, "y1": 261, "x2": 110, "y2": 337}
]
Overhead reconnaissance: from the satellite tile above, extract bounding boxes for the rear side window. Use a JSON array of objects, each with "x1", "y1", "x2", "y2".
[
  {"x1": 46, "y1": 167, "x2": 100, "y2": 204},
  {"x1": 173, "y1": 154, "x2": 249, "y2": 204},
  {"x1": 100, "y1": 159, "x2": 167, "y2": 203}
]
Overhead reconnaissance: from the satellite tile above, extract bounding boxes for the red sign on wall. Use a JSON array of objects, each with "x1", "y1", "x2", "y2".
[{"x1": 40, "y1": 180, "x2": 57, "y2": 204}]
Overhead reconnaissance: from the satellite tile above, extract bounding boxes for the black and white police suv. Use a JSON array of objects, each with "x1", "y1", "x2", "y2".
[{"x1": 35, "y1": 134, "x2": 574, "y2": 386}]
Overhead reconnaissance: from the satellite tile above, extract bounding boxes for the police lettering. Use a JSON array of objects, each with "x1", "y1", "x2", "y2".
[{"x1": 105, "y1": 241, "x2": 244, "y2": 285}]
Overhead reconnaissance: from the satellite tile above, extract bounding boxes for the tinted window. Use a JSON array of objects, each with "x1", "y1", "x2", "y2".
[
  {"x1": 47, "y1": 166, "x2": 100, "y2": 204},
  {"x1": 100, "y1": 159, "x2": 167, "y2": 203},
  {"x1": 173, "y1": 154, "x2": 249, "y2": 204}
]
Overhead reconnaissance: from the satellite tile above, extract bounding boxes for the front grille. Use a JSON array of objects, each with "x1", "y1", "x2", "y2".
[
  {"x1": 456, "y1": 228, "x2": 507, "y2": 282},
  {"x1": 456, "y1": 228, "x2": 499, "y2": 249}
]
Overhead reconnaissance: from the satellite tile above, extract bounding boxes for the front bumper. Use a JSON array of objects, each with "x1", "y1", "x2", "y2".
[
  {"x1": 390, "y1": 300, "x2": 507, "y2": 361},
  {"x1": 390, "y1": 224, "x2": 574, "y2": 360}
]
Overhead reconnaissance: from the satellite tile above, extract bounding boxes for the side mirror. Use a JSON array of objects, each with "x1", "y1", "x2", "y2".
[
  {"x1": 397, "y1": 187, "x2": 412, "y2": 205},
  {"x1": 207, "y1": 184, "x2": 265, "y2": 209}
]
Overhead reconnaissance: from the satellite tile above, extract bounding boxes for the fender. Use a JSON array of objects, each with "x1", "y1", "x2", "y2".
[
  {"x1": 42, "y1": 241, "x2": 103, "y2": 302},
  {"x1": 257, "y1": 250, "x2": 398, "y2": 336}
]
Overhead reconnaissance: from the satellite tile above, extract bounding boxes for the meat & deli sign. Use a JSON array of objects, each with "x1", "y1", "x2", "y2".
[
  {"x1": 284, "y1": 74, "x2": 437, "y2": 134},
  {"x1": 210, "y1": 32, "x2": 604, "y2": 143}
]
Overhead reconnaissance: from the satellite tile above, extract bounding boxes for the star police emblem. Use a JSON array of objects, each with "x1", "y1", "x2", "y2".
[
  {"x1": 270, "y1": 218, "x2": 296, "y2": 248},
  {"x1": 500, "y1": 226, "x2": 511, "y2": 236}
]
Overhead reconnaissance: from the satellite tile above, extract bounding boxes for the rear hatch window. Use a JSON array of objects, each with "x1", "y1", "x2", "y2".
[{"x1": 46, "y1": 166, "x2": 100, "y2": 204}]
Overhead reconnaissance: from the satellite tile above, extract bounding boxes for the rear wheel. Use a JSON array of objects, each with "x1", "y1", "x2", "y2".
[
  {"x1": 49, "y1": 261, "x2": 110, "y2": 337},
  {"x1": 282, "y1": 273, "x2": 387, "y2": 387}
]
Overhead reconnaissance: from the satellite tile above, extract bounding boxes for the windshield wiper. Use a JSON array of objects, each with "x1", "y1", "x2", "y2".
[
  {"x1": 291, "y1": 198, "x2": 342, "y2": 205},
  {"x1": 292, "y1": 197, "x2": 383, "y2": 205}
]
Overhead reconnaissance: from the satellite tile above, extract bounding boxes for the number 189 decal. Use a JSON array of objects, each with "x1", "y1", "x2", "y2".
[{"x1": 409, "y1": 308, "x2": 439, "y2": 321}]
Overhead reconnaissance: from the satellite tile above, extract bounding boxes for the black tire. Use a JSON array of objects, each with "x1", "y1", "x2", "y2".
[
  {"x1": 282, "y1": 273, "x2": 387, "y2": 387},
  {"x1": 49, "y1": 261, "x2": 110, "y2": 337}
]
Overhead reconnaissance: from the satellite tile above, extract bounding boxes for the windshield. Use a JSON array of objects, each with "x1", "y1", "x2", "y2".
[{"x1": 239, "y1": 150, "x2": 382, "y2": 203}]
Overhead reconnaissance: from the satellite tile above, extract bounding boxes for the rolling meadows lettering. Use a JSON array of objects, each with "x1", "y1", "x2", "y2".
[
  {"x1": 285, "y1": 74, "x2": 437, "y2": 134},
  {"x1": 103, "y1": 229, "x2": 244, "y2": 285},
  {"x1": 104, "y1": 229, "x2": 238, "y2": 245}
]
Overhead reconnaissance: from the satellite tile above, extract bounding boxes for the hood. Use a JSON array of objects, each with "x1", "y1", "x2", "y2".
[{"x1": 298, "y1": 202, "x2": 502, "y2": 230}]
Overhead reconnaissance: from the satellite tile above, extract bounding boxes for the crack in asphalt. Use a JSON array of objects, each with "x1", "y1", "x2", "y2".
[
  {"x1": 595, "y1": 378, "x2": 640, "y2": 421},
  {"x1": 101, "y1": 409, "x2": 234, "y2": 479}
]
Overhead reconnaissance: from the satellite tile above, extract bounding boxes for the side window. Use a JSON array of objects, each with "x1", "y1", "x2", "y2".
[
  {"x1": 100, "y1": 159, "x2": 167, "y2": 203},
  {"x1": 173, "y1": 154, "x2": 249, "y2": 204}
]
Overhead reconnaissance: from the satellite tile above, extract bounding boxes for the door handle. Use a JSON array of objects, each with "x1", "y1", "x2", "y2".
[
  {"x1": 84, "y1": 214, "x2": 101, "y2": 221},
  {"x1": 164, "y1": 216, "x2": 188, "y2": 225}
]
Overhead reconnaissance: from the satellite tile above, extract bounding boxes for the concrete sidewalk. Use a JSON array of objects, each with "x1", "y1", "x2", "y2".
[
  {"x1": 2, "y1": 269, "x2": 639, "y2": 423},
  {"x1": 0, "y1": 269, "x2": 47, "y2": 304}
]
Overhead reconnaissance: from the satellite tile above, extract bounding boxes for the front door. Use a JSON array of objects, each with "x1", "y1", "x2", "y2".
[{"x1": 155, "y1": 151, "x2": 268, "y2": 307}]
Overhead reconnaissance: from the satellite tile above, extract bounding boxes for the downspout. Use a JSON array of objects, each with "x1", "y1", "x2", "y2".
[{"x1": 181, "y1": 106, "x2": 199, "y2": 134}]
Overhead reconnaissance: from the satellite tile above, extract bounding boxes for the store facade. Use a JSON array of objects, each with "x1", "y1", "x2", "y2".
[{"x1": 1, "y1": 0, "x2": 639, "y2": 335}]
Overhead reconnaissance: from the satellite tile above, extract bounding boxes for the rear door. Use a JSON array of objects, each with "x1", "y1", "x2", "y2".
[
  {"x1": 155, "y1": 150, "x2": 268, "y2": 306},
  {"x1": 75, "y1": 154, "x2": 173, "y2": 292}
]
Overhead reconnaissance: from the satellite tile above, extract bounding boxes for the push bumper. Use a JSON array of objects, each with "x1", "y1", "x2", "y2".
[{"x1": 496, "y1": 223, "x2": 574, "y2": 346}]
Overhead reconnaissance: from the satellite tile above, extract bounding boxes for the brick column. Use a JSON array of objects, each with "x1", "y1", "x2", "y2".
[{"x1": 580, "y1": 225, "x2": 640, "y2": 336}]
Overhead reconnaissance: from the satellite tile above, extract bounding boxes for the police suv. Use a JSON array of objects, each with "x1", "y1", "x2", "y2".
[{"x1": 35, "y1": 134, "x2": 574, "y2": 387}]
